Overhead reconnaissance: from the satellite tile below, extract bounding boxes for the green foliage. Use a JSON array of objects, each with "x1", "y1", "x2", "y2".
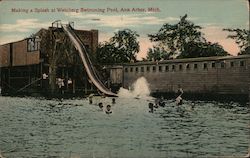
[
  {"x1": 96, "y1": 42, "x2": 121, "y2": 64},
  {"x1": 147, "y1": 14, "x2": 228, "y2": 60},
  {"x1": 178, "y1": 41, "x2": 229, "y2": 58},
  {"x1": 239, "y1": 47, "x2": 250, "y2": 55},
  {"x1": 96, "y1": 29, "x2": 140, "y2": 64},
  {"x1": 148, "y1": 14, "x2": 205, "y2": 57},
  {"x1": 223, "y1": 28, "x2": 250, "y2": 55},
  {"x1": 146, "y1": 46, "x2": 173, "y2": 61}
]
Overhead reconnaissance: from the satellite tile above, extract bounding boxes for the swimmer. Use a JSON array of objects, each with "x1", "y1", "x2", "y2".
[
  {"x1": 159, "y1": 101, "x2": 165, "y2": 107},
  {"x1": 112, "y1": 98, "x2": 116, "y2": 104},
  {"x1": 177, "y1": 87, "x2": 184, "y2": 96},
  {"x1": 105, "y1": 105, "x2": 112, "y2": 114},
  {"x1": 191, "y1": 102, "x2": 195, "y2": 109},
  {"x1": 154, "y1": 103, "x2": 159, "y2": 108},
  {"x1": 89, "y1": 96, "x2": 93, "y2": 104},
  {"x1": 148, "y1": 102, "x2": 154, "y2": 113},
  {"x1": 98, "y1": 102, "x2": 104, "y2": 110},
  {"x1": 155, "y1": 98, "x2": 159, "y2": 107},
  {"x1": 176, "y1": 96, "x2": 183, "y2": 106},
  {"x1": 159, "y1": 96, "x2": 165, "y2": 107},
  {"x1": 175, "y1": 86, "x2": 184, "y2": 106}
]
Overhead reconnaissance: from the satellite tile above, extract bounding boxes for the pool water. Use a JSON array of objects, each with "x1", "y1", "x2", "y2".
[{"x1": 0, "y1": 96, "x2": 249, "y2": 158}]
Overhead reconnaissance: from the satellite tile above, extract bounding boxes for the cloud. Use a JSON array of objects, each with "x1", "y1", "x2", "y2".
[
  {"x1": 0, "y1": 34, "x2": 24, "y2": 45},
  {"x1": 202, "y1": 26, "x2": 240, "y2": 55},
  {"x1": 65, "y1": 13, "x2": 179, "y2": 28},
  {"x1": 99, "y1": 32, "x2": 112, "y2": 42},
  {"x1": 0, "y1": 19, "x2": 51, "y2": 33}
]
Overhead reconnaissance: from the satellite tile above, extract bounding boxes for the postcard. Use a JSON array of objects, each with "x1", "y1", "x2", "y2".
[{"x1": 0, "y1": 0, "x2": 249, "y2": 158}]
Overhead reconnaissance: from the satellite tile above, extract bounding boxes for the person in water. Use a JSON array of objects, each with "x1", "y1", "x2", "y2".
[
  {"x1": 177, "y1": 87, "x2": 184, "y2": 96},
  {"x1": 112, "y1": 98, "x2": 116, "y2": 104},
  {"x1": 191, "y1": 102, "x2": 195, "y2": 109},
  {"x1": 159, "y1": 96, "x2": 165, "y2": 107},
  {"x1": 89, "y1": 96, "x2": 93, "y2": 104},
  {"x1": 105, "y1": 105, "x2": 112, "y2": 114},
  {"x1": 176, "y1": 96, "x2": 183, "y2": 105},
  {"x1": 98, "y1": 102, "x2": 104, "y2": 110},
  {"x1": 154, "y1": 101, "x2": 159, "y2": 108},
  {"x1": 176, "y1": 87, "x2": 184, "y2": 105},
  {"x1": 154, "y1": 98, "x2": 159, "y2": 108},
  {"x1": 148, "y1": 102, "x2": 154, "y2": 113}
]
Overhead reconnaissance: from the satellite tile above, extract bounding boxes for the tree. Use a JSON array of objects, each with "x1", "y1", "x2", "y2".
[
  {"x1": 223, "y1": 28, "x2": 250, "y2": 55},
  {"x1": 148, "y1": 14, "x2": 205, "y2": 58},
  {"x1": 147, "y1": 14, "x2": 228, "y2": 60},
  {"x1": 146, "y1": 46, "x2": 172, "y2": 61},
  {"x1": 97, "y1": 29, "x2": 140, "y2": 64},
  {"x1": 96, "y1": 42, "x2": 120, "y2": 64},
  {"x1": 37, "y1": 28, "x2": 77, "y2": 93},
  {"x1": 178, "y1": 41, "x2": 229, "y2": 58}
]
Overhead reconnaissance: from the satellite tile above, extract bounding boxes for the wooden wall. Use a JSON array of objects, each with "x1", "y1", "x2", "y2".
[
  {"x1": 12, "y1": 40, "x2": 40, "y2": 66},
  {"x1": 0, "y1": 44, "x2": 10, "y2": 67},
  {"x1": 0, "y1": 39, "x2": 40, "y2": 67}
]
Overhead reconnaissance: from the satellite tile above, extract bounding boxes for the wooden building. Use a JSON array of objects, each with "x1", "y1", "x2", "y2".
[{"x1": 0, "y1": 22, "x2": 99, "y2": 97}]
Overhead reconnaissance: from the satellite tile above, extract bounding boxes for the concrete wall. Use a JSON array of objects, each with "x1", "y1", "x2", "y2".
[
  {"x1": 122, "y1": 55, "x2": 250, "y2": 95},
  {"x1": 110, "y1": 67, "x2": 123, "y2": 84}
]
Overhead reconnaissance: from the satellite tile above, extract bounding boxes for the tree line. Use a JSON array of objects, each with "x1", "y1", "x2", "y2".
[{"x1": 96, "y1": 14, "x2": 250, "y2": 64}]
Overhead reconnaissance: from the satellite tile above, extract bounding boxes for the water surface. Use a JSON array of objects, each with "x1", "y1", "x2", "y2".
[{"x1": 0, "y1": 96, "x2": 249, "y2": 158}]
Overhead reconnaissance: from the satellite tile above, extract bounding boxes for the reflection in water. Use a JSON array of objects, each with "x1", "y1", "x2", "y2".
[{"x1": 0, "y1": 96, "x2": 249, "y2": 158}]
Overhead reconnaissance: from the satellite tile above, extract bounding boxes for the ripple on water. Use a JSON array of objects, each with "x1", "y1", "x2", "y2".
[{"x1": 0, "y1": 96, "x2": 249, "y2": 158}]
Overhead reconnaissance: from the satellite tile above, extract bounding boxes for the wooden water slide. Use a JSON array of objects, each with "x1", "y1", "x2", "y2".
[{"x1": 62, "y1": 24, "x2": 117, "y2": 97}]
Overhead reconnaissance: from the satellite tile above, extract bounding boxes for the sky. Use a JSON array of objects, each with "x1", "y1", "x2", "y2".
[{"x1": 0, "y1": 0, "x2": 249, "y2": 60}]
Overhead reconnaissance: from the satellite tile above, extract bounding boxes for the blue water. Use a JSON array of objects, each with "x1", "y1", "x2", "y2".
[{"x1": 0, "y1": 96, "x2": 249, "y2": 158}]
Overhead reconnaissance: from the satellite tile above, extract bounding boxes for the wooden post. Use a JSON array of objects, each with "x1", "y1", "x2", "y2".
[
  {"x1": 66, "y1": 66, "x2": 69, "y2": 91},
  {"x1": 248, "y1": 60, "x2": 250, "y2": 103},
  {"x1": 28, "y1": 65, "x2": 31, "y2": 89},
  {"x1": 48, "y1": 39, "x2": 58, "y2": 94},
  {"x1": 247, "y1": 84, "x2": 250, "y2": 104},
  {"x1": 72, "y1": 79, "x2": 75, "y2": 94},
  {"x1": 49, "y1": 64, "x2": 57, "y2": 94},
  {"x1": 40, "y1": 62, "x2": 43, "y2": 89},
  {"x1": 8, "y1": 67, "x2": 10, "y2": 92},
  {"x1": 84, "y1": 70, "x2": 88, "y2": 94}
]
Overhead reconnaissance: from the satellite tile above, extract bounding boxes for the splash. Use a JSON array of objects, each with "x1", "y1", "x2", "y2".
[{"x1": 118, "y1": 77, "x2": 151, "y2": 99}]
